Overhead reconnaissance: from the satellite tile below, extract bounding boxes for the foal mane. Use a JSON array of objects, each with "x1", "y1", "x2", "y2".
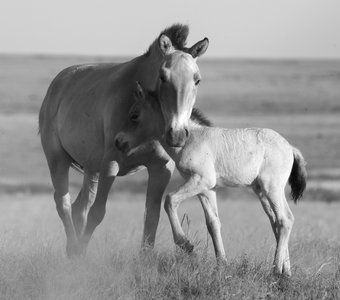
[{"x1": 145, "y1": 23, "x2": 189, "y2": 56}]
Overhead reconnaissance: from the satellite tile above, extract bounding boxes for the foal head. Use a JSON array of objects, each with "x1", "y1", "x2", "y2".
[
  {"x1": 115, "y1": 82, "x2": 162, "y2": 154},
  {"x1": 115, "y1": 81, "x2": 212, "y2": 155},
  {"x1": 157, "y1": 34, "x2": 209, "y2": 147}
]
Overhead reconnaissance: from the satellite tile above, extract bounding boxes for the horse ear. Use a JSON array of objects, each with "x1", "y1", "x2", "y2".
[
  {"x1": 134, "y1": 81, "x2": 146, "y2": 102},
  {"x1": 159, "y1": 34, "x2": 174, "y2": 55},
  {"x1": 187, "y1": 37, "x2": 209, "y2": 58}
]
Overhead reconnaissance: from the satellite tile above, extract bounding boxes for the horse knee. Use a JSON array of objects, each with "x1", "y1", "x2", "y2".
[{"x1": 54, "y1": 192, "x2": 71, "y2": 219}]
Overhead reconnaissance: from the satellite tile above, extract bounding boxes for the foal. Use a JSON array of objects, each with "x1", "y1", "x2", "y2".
[{"x1": 115, "y1": 82, "x2": 307, "y2": 276}]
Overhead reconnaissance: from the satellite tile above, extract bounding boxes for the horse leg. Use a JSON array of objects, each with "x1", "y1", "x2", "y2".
[
  {"x1": 78, "y1": 172, "x2": 115, "y2": 253},
  {"x1": 41, "y1": 131, "x2": 80, "y2": 256},
  {"x1": 72, "y1": 171, "x2": 99, "y2": 237},
  {"x1": 142, "y1": 160, "x2": 175, "y2": 248},
  {"x1": 198, "y1": 190, "x2": 226, "y2": 261},
  {"x1": 164, "y1": 174, "x2": 212, "y2": 252},
  {"x1": 262, "y1": 181, "x2": 294, "y2": 276}
]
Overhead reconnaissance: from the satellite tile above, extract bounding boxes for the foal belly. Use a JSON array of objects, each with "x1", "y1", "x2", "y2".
[
  {"x1": 215, "y1": 159, "x2": 260, "y2": 188},
  {"x1": 215, "y1": 173, "x2": 255, "y2": 188}
]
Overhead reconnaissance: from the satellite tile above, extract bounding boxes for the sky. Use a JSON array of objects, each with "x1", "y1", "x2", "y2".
[{"x1": 1, "y1": 0, "x2": 339, "y2": 59}]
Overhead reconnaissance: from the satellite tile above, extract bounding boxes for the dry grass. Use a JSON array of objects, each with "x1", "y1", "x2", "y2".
[{"x1": 0, "y1": 194, "x2": 339, "y2": 299}]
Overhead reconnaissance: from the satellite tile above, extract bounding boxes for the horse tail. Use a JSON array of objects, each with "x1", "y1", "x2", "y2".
[{"x1": 288, "y1": 147, "x2": 307, "y2": 203}]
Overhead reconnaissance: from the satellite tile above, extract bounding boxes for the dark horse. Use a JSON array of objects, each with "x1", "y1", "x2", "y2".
[{"x1": 39, "y1": 24, "x2": 209, "y2": 256}]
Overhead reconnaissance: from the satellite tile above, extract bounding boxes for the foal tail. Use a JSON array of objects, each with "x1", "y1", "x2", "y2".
[{"x1": 289, "y1": 147, "x2": 307, "y2": 203}]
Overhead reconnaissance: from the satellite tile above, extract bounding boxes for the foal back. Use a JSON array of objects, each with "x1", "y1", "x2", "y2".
[{"x1": 181, "y1": 127, "x2": 294, "y2": 188}]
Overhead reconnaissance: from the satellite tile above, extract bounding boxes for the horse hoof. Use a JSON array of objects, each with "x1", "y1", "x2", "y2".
[{"x1": 66, "y1": 243, "x2": 84, "y2": 258}]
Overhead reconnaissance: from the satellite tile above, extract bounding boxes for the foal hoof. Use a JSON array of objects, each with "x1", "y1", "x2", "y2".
[
  {"x1": 179, "y1": 241, "x2": 194, "y2": 253},
  {"x1": 271, "y1": 267, "x2": 291, "y2": 278},
  {"x1": 217, "y1": 256, "x2": 228, "y2": 266}
]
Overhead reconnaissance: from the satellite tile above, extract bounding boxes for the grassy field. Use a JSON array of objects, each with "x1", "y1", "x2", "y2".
[
  {"x1": 0, "y1": 55, "x2": 340, "y2": 298},
  {"x1": 0, "y1": 194, "x2": 339, "y2": 299}
]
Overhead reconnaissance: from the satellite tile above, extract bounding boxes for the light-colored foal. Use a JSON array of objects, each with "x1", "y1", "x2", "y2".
[{"x1": 115, "y1": 82, "x2": 307, "y2": 276}]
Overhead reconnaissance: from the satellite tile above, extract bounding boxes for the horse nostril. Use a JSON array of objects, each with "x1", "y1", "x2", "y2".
[
  {"x1": 185, "y1": 128, "x2": 189, "y2": 138},
  {"x1": 166, "y1": 128, "x2": 173, "y2": 139}
]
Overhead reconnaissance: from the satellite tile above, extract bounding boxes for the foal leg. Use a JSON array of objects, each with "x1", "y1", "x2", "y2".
[
  {"x1": 164, "y1": 174, "x2": 213, "y2": 252},
  {"x1": 252, "y1": 183, "x2": 278, "y2": 242},
  {"x1": 262, "y1": 183, "x2": 294, "y2": 276},
  {"x1": 281, "y1": 200, "x2": 294, "y2": 275},
  {"x1": 254, "y1": 183, "x2": 290, "y2": 273},
  {"x1": 72, "y1": 171, "x2": 99, "y2": 237},
  {"x1": 198, "y1": 190, "x2": 226, "y2": 261}
]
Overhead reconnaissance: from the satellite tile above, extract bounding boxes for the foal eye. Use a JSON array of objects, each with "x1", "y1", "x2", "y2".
[
  {"x1": 160, "y1": 75, "x2": 166, "y2": 83},
  {"x1": 195, "y1": 79, "x2": 201, "y2": 86}
]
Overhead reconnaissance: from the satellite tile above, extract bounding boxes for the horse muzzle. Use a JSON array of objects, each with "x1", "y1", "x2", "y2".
[{"x1": 165, "y1": 127, "x2": 189, "y2": 147}]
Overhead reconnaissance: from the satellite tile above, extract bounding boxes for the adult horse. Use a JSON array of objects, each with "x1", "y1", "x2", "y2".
[{"x1": 39, "y1": 24, "x2": 209, "y2": 256}]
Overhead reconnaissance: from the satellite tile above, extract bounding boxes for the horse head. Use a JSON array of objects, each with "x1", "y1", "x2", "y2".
[{"x1": 156, "y1": 33, "x2": 209, "y2": 147}]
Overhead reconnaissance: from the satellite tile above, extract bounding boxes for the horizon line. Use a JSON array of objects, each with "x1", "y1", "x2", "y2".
[{"x1": 1, "y1": 52, "x2": 340, "y2": 62}]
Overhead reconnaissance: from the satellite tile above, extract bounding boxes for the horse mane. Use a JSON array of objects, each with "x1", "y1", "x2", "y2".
[
  {"x1": 190, "y1": 108, "x2": 212, "y2": 127},
  {"x1": 145, "y1": 23, "x2": 189, "y2": 56}
]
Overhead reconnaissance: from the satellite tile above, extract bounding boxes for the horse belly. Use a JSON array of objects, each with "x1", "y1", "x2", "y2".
[{"x1": 58, "y1": 110, "x2": 104, "y2": 170}]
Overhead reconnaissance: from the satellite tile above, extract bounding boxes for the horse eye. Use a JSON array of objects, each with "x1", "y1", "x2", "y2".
[
  {"x1": 195, "y1": 79, "x2": 201, "y2": 86},
  {"x1": 129, "y1": 113, "x2": 139, "y2": 122}
]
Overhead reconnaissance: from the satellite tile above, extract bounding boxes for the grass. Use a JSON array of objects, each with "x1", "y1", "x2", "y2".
[{"x1": 0, "y1": 194, "x2": 339, "y2": 299}]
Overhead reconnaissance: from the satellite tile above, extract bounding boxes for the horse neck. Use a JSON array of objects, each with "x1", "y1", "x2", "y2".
[{"x1": 134, "y1": 45, "x2": 164, "y2": 91}]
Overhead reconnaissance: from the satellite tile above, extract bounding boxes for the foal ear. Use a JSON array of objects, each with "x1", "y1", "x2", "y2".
[
  {"x1": 187, "y1": 37, "x2": 209, "y2": 58},
  {"x1": 134, "y1": 81, "x2": 146, "y2": 102},
  {"x1": 159, "y1": 34, "x2": 174, "y2": 55}
]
